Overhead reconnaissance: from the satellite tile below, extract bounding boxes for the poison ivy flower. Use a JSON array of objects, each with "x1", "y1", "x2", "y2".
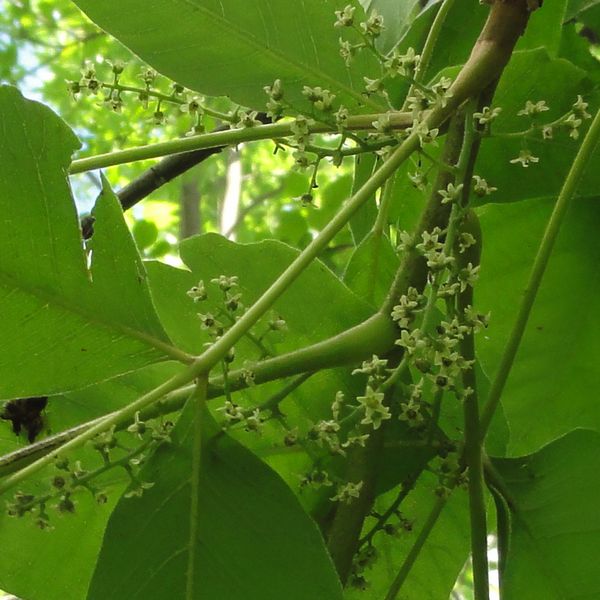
[
  {"x1": 332, "y1": 391, "x2": 345, "y2": 420},
  {"x1": 458, "y1": 232, "x2": 477, "y2": 253},
  {"x1": 334, "y1": 5, "x2": 355, "y2": 27},
  {"x1": 372, "y1": 112, "x2": 392, "y2": 134},
  {"x1": 139, "y1": 67, "x2": 158, "y2": 87},
  {"x1": 352, "y1": 355, "x2": 388, "y2": 377},
  {"x1": 363, "y1": 76, "x2": 386, "y2": 96},
  {"x1": 416, "y1": 228, "x2": 443, "y2": 254},
  {"x1": 357, "y1": 386, "x2": 391, "y2": 429},
  {"x1": 331, "y1": 481, "x2": 364, "y2": 504},
  {"x1": 564, "y1": 113, "x2": 583, "y2": 139},
  {"x1": 383, "y1": 46, "x2": 420, "y2": 77},
  {"x1": 408, "y1": 170, "x2": 428, "y2": 191},
  {"x1": 244, "y1": 409, "x2": 264, "y2": 433},
  {"x1": 236, "y1": 110, "x2": 262, "y2": 128},
  {"x1": 395, "y1": 328, "x2": 426, "y2": 355},
  {"x1": 510, "y1": 149, "x2": 539, "y2": 167},
  {"x1": 431, "y1": 77, "x2": 453, "y2": 107},
  {"x1": 217, "y1": 400, "x2": 245, "y2": 423},
  {"x1": 396, "y1": 230, "x2": 414, "y2": 252},
  {"x1": 211, "y1": 275, "x2": 238, "y2": 291},
  {"x1": 360, "y1": 11, "x2": 385, "y2": 37},
  {"x1": 339, "y1": 38, "x2": 358, "y2": 66},
  {"x1": 439, "y1": 182, "x2": 463, "y2": 204},
  {"x1": 302, "y1": 86, "x2": 336, "y2": 112},
  {"x1": 472, "y1": 175, "x2": 497, "y2": 196},
  {"x1": 517, "y1": 100, "x2": 549, "y2": 117},
  {"x1": 342, "y1": 433, "x2": 370, "y2": 448},
  {"x1": 187, "y1": 281, "x2": 207, "y2": 302},
  {"x1": 398, "y1": 398, "x2": 424, "y2": 428},
  {"x1": 180, "y1": 95, "x2": 203, "y2": 114},
  {"x1": 303, "y1": 470, "x2": 333, "y2": 489},
  {"x1": 573, "y1": 94, "x2": 591, "y2": 119},
  {"x1": 409, "y1": 119, "x2": 439, "y2": 146},
  {"x1": 542, "y1": 125, "x2": 553, "y2": 140},
  {"x1": 457, "y1": 262, "x2": 480, "y2": 291},
  {"x1": 329, "y1": 107, "x2": 348, "y2": 135},
  {"x1": 263, "y1": 78, "x2": 283, "y2": 101},
  {"x1": 473, "y1": 106, "x2": 501, "y2": 125}
]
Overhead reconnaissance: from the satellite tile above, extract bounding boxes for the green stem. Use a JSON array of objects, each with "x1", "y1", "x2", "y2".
[
  {"x1": 68, "y1": 113, "x2": 413, "y2": 174},
  {"x1": 479, "y1": 106, "x2": 600, "y2": 438},
  {"x1": 458, "y1": 227, "x2": 489, "y2": 600},
  {"x1": 186, "y1": 376, "x2": 208, "y2": 600},
  {"x1": 372, "y1": 176, "x2": 394, "y2": 236},
  {"x1": 403, "y1": 0, "x2": 456, "y2": 109}
]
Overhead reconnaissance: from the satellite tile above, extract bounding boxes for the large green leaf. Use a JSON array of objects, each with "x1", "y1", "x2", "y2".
[
  {"x1": 476, "y1": 197, "x2": 600, "y2": 455},
  {"x1": 0, "y1": 86, "x2": 176, "y2": 400},
  {"x1": 492, "y1": 430, "x2": 600, "y2": 599},
  {"x1": 88, "y1": 402, "x2": 344, "y2": 599},
  {"x1": 71, "y1": 0, "x2": 383, "y2": 112}
]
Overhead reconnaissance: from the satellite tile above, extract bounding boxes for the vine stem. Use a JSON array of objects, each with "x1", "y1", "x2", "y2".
[
  {"x1": 479, "y1": 105, "x2": 600, "y2": 438},
  {"x1": 68, "y1": 113, "x2": 413, "y2": 174},
  {"x1": 402, "y1": 0, "x2": 456, "y2": 110},
  {"x1": 186, "y1": 376, "x2": 208, "y2": 600}
]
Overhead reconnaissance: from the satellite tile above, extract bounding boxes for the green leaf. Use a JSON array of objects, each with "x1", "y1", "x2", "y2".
[
  {"x1": 476, "y1": 197, "x2": 600, "y2": 455},
  {"x1": 344, "y1": 232, "x2": 399, "y2": 308},
  {"x1": 71, "y1": 0, "x2": 384, "y2": 112},
  {"x1": 0, "y1": 87, "x2": 176, "y2": 400},
  {"x1": 492, "y1": 430, "x2": 600, "y2": 599},
  {"x1": 88, "y1": 403, "x2": 344, "y2": 600}
]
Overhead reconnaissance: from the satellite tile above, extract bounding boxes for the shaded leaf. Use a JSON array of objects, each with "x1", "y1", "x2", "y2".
[
  {"x1": 88, "y1": 403, "x2": 344, "y2": 599},
  {"x1": 492, "y1": 430, "x2": 600, "y2": 599},
  {"x1": 476, "y1": 197, "x2": 600, "y2": 455}
]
